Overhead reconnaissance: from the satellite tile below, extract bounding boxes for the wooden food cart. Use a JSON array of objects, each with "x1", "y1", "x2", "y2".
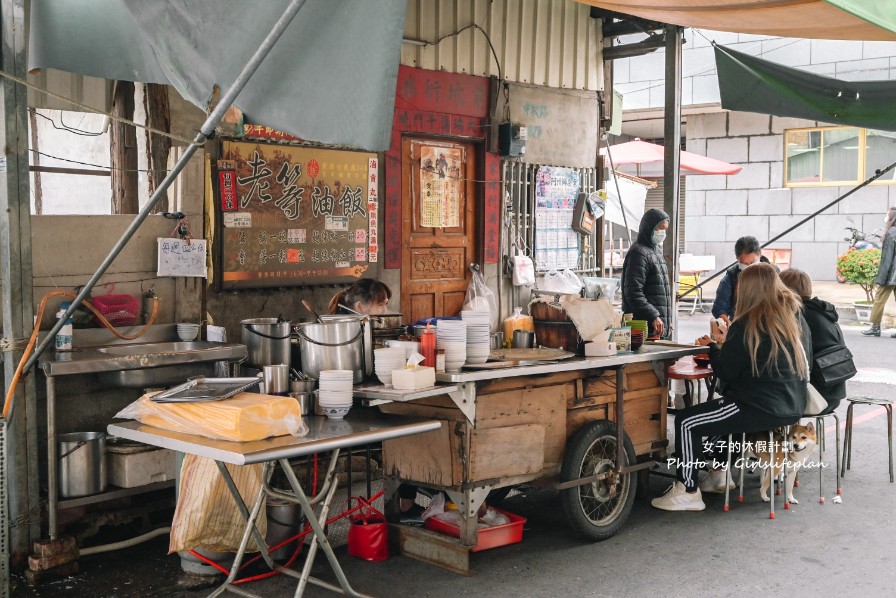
[{"x1": 359, "y1": 343, "x2": 702, "y2": 573}]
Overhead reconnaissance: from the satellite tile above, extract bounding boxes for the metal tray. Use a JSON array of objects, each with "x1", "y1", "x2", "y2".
[
  {"x1": 462, "y1": 360, "x2": 559, "y2": 370},
  {"x1": 150, "y1": 377, "x2": 261, "y2": 403}
]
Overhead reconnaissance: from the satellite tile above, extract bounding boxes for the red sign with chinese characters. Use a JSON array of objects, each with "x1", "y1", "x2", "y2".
[{"x1": 218, "y1": 170, "x2": 237, "y2": 212}]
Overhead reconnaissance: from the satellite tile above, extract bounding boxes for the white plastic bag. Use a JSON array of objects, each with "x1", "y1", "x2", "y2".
[
  {"x1": 463, "y1": 267, "x2": 497, "y2": 321},
  {"x1": 512, "y1": 252, "x2": 535, "y2": 286},
  {"x1": 541, "y1": 269, "x2": 582, "y2": 295}
]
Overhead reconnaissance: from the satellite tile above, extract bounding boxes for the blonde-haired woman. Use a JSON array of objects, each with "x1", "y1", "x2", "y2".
[{"x1": 652, "y1": 263, "x2": 810, "y2": 511}]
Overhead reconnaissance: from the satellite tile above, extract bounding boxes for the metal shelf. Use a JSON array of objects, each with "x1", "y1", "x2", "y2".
[
  {"x1": 58, "y1": 480, "x2": 175, "y2": 510},
  {"x1": 353, "y1": 383, "x2": 459, "y2": 403}
]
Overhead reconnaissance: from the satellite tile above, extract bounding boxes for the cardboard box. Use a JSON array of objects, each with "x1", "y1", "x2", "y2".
[{"x1": 391, "y1": 366, "x2": 436, "y2": 390}]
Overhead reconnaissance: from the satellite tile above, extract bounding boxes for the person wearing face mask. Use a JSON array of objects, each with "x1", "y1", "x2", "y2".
[
  {"x1": 711, "y1": 236, "x2": 774, "y2": 323},
  {"x1": 621, "y1": 208, "x2": 672, "y2": 339},
  {"x1": 861, "y1": 206, "x2": 896, "y2": 337}
]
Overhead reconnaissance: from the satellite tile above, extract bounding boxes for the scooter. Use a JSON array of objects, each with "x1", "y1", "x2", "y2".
[{"x1": 837, "y1": 225, "x2": 881, "y2": 282}]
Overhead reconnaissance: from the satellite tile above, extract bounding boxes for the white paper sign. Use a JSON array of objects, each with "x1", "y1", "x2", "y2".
[{"x1": 157, "y1": 238, "x2": 207, "y2": 278}]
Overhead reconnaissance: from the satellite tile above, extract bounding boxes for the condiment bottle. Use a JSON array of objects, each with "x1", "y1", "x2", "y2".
[
  {"x1": 54, "y1": 303, "x2": 73, "y2": 352},
  {"x1": 420, "y1": 324, "x2": 437, "y2": 368},
  {"x1": 435, "y1": 349, "x2": 446, "y2": 373}
]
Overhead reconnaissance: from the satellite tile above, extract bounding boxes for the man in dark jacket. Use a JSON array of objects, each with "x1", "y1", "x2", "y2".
[
  {"x1": 622, "y1": 208, "x2": 671, "y2": 339},
  {"x1": 711, "y1": 236, "x2": 773, "y2": 321}
]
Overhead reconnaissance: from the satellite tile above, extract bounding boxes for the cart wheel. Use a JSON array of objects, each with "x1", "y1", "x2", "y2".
[{"x1": 561, "y1": 420, "x2": 636, "y2": 541}]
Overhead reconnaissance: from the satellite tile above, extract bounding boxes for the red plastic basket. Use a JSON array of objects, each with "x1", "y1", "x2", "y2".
[
  {"x1": 91, "y1": 294, "x2": 140, "y2": 327},
  {"x1": 423, "y1": 507, "x2": 526, "y2": 552}
]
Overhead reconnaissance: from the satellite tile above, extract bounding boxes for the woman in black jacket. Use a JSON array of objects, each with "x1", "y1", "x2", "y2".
[
  {"x1": 621, "y1": 208, "x2": 671, "y2": 339},
  {"x1": 780, "y1": 268, "x2": 846, "y2": 413},
  {"x1": 652, "y1": 263, "x2": 810, "y2": 511}
]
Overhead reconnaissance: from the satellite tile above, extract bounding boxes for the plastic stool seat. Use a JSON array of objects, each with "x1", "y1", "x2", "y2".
[{"x1": 842, "y1": 396, "x2": 894, "y2": 483}]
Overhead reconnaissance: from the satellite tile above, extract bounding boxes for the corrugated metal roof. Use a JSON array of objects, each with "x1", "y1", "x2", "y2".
[{"x1": 402, "y1": 0, "x2": 603, "y2": 91}]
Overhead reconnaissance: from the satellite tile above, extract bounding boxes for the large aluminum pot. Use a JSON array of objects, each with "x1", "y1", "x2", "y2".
[
  {"x1": 58, "y1": 431, "x2": 107, "y2": 497},
  {"x1": 241, "y1": 318, "x2": 292, "y2": 368},
  {"x1": 294, "y1": 315, "x2": 372, "y2": 383}
]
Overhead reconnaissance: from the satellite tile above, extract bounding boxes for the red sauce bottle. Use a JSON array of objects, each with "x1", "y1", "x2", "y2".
[{"x1": 420, "y1": 325, "x2": 437, "y2": 368}]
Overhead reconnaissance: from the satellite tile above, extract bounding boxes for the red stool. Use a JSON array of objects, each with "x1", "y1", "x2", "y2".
[{"x1": 667, "y1": 355, "x2": 716, "y2": 409}]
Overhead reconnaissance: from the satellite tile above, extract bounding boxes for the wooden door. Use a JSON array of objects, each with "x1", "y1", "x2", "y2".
[{"x1": 400, "y1": 137, "x2": 478, "y2": 324}]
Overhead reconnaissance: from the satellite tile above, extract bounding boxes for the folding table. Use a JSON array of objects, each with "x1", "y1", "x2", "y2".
[{"x1": 108, "y1": 411, "x2": 440, "y2": 597}]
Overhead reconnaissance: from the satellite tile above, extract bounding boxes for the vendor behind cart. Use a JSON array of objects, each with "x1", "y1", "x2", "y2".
[
  {"x1": 327, "y1": 279, "x2": 391, "y2": 315},
  {"x1": 621, "y1": 208, "x2": 672, "y2": 339}
]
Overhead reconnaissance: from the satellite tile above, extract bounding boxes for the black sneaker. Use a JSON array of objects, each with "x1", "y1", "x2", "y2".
[{"x1": 862, "y1": 326, "x2": 881, "y2": 337}]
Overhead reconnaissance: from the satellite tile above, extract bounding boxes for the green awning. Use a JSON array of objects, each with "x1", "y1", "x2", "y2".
[{"x1": 715, "y1": 44, "x2": 896, "y2": 133}]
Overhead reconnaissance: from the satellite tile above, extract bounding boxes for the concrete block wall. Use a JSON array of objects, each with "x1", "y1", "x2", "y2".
[{"x1": 684, "y1": 112, "x2": 896, "y2": 281}]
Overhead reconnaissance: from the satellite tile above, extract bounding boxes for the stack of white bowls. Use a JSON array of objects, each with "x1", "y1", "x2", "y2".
[
  {"x1": 374, "y1": 347, "x2": 406, "y2": 386},
  {"x1": 436, "y1": 320, "x2": 467, "y2": 371},
  {"x1": 460, "y1": 311, "x2": 490, "y2": 364},
  {"x1": 176, "y1": 323, "x2": 200, "y2": 341},
  {"x1": 317, "y1": 370, "x2": 354, "y2": 419}
]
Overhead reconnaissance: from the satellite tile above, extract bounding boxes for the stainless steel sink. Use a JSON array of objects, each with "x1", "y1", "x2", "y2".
[
  {"x1": 97, "y1": 341, "x2": 222, "y2": 356},
  {"x1": 41, "y1": 340, "x2": 248, "y2": 378}
]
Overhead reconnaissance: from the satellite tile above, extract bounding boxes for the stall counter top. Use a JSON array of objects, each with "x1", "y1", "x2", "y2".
[{"x1": 434, "y1": 342, "x2": 703, "y2": 383}]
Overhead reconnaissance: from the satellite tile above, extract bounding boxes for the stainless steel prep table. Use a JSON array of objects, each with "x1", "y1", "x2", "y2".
[{"x1": 109, "y1": 411, "x2": 440, "y2": 598}]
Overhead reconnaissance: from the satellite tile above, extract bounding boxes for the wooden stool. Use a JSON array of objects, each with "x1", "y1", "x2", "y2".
[
  {"x1": 667, "y1": 356, "x2": 716, "y2": 409},
  {"x1": 841, "y1": 396, "x2": 894, "y2": 483}
]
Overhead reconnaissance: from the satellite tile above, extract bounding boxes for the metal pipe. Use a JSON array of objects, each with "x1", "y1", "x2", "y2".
[
  {"x1": 46, "y1": 376, "x2": 57, "y2": 539},
  {"x1": 678, "y1": 157, "x2": 896, "y2": 299},
  {"x1": 25, "y1": 0, "x2": 310, "y2": 372}
]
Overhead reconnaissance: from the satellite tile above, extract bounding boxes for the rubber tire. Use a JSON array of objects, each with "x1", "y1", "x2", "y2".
[{"x1": 560, "y1": 420, "x2": 636, "y2": 542}]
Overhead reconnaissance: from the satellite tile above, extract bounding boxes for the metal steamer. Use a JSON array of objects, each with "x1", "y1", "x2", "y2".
[{"x1": 293, "y1": 315, "x2": 372, "y2": 383}]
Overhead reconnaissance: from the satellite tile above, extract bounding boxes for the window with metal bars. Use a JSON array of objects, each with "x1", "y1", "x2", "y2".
[{"x1": 501, "y1": 161, "x2": 601, "y2": 275}]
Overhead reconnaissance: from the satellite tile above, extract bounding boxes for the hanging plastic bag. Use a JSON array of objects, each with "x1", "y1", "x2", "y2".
[
  {"x1": 463, "y1": 267, "x2": 497, "y2": 320},
  {"x1": 562, "y1": 269, "x2": 584, "y2": 293},
  {"x1": 347, "y1": 495, "x2": 389, "y2": 562},
  {"x1": 512, "y1": 252, "x2": 535, "y2": 286}
]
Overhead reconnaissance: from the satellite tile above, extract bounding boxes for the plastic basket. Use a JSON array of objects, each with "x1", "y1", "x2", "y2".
[
  {"x1": 423, "y1": 507, "x2": 526, "y2": 552},
  {"x1": 91, "y1": 294, "x2": 140, "y2": 327}
]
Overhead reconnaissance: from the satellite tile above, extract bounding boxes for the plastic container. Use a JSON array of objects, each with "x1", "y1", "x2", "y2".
[
  {"x1": 55, "y1": 304, "x2": 73, "y2": 352},
  {"x1": 424, "y1": 507, "x2": 526, "y2": 552},
  {"x1": 106, "y1": 443, "x2": 176, "y2": 488},
  {"x1": 502, "y1": 307, "x2": 534, "y2": 349},
  {"x1": 420, "y1": 325, "x2": 436, "y2": 368}
]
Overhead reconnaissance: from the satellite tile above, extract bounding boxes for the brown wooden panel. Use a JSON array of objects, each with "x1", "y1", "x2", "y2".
[
  {"x1": 469, "y1": 424, "x2": 545, "y2": 481},
  {"x1": 401, "y1": 136, "x2": 478, "y2": 319},
  {"x1": 409, "y1": 248, "x2": 465, "y2": 281},
  {"x1": 382, "y1": 421, "x2": 460, "y2": 487}
]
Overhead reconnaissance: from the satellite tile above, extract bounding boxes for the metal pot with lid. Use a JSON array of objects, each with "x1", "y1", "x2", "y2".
[{"x1": 293, "y1": 314, "x2": 372, "y2": 383}]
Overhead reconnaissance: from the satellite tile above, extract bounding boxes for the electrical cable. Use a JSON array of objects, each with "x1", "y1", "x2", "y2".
[
  {"x1": 28, "y1": 148, "x2": 167, "y2": 174},
  {"x1": 0, "y1": 68, "x2": 197, "y2": 145},
  {"x1": 31, "y1": 109, "x2": 104, "y2": 137}
]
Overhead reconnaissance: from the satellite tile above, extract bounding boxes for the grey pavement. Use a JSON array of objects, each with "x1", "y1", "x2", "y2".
[{"x1": 12, "y1": 311, "x2": 896, "y2": 598}]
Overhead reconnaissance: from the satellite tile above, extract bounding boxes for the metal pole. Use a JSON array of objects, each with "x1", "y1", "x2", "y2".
[
  {"x1": 663, "y1": 25, "x2": 683, "y2": 341},
  {"x1": 678, "y1": 158, "x2": 896, "y2": 298},
  {"x1": 24, "y1": 0, "x2": 309, "y2": 372}
]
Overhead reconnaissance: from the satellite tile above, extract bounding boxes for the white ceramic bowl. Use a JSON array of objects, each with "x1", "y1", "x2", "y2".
[{"x1": 323, "y1": 405, "x2": 351, "y2": 420}]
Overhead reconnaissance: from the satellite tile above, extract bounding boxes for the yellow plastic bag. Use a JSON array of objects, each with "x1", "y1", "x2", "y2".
[{"x1": 115, "y1": 392, "x2": 307, "y2": 442}]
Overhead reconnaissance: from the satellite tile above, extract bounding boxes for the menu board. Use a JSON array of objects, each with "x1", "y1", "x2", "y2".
[{"x1": 217, "y1": 141, "x2": 379, "y2": 288}]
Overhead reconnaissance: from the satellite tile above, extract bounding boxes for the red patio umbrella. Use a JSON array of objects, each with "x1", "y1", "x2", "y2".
[{"x1": 599, "y1": 138, "x2": 743, "y2": 176}]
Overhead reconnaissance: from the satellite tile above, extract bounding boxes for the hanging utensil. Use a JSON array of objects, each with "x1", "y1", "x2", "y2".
[
  {"x1": 301, "y1": 299, "x2": 323, "y2": 324},
  {"x1": 338, "y1": 303, "x2": 365, "y2": 316}
]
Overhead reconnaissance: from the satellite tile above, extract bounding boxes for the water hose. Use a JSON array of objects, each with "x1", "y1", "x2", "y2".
[
  {"x1": 79, "y1": 526, "x2": 171, "y2": 556},
  {"x1": 2, "y1": 290, "x2": 160, "y2": 420}
]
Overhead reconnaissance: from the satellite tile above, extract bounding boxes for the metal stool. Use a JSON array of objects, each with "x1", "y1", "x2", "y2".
[
  {"x1": 808, "y1": 411, "x2": 842, "y2": 502},
  {"x1": 841, "y1": 396, "x2": 894, "y2": 483},
  {"x1": 723, "y1": 426, "x2": 791, "y2": 519}
]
